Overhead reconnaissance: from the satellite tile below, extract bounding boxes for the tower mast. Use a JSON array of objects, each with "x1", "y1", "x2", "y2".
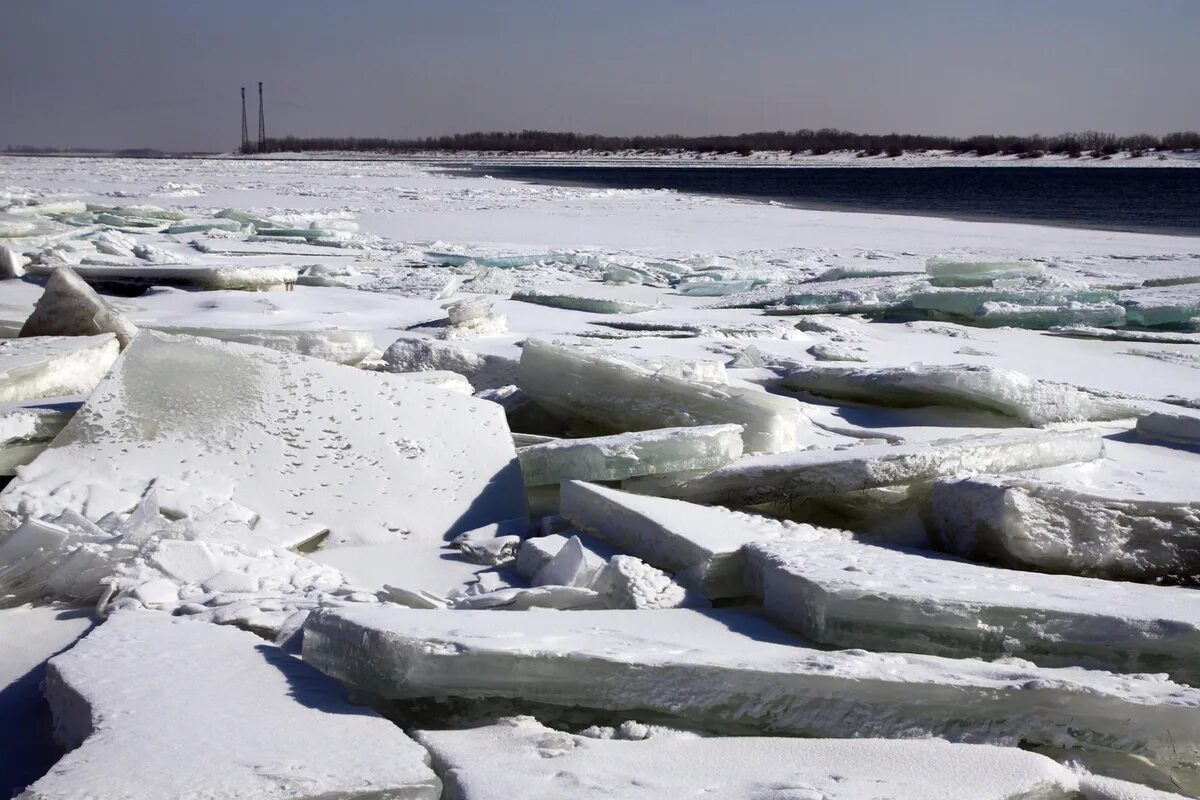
[
  {"x1": 240, "y1": 87, "x2": 249, "y2": 153},
  {"x1": 257, "y1": 82, "x2": 266, "y2": 153}
]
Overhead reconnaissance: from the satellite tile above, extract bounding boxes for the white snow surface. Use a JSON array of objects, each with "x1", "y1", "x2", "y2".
[{"x1": 23, "y1": 611, "x2": 440, "y2": 799}]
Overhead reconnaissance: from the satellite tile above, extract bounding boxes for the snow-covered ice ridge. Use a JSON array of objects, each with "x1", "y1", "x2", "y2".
[{"x1": 1, "y1": 155, "x2": 1199, "y2": 798}]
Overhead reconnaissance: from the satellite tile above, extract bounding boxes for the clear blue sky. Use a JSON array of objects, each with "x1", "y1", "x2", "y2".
[{"x1": 2, "y1": 0, "x2": 1197, "y2": 152}]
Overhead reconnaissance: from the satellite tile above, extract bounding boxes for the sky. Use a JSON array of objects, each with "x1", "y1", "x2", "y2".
[{"x1": 2, "y1": 0, "x2": 1198, "y2": 152}]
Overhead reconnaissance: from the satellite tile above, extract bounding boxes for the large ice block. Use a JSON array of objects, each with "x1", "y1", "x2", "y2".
[
  {"x1": 746, "y1": 536, "x2": 1200, "y2": 683},
  {"x1": 415, "y1": 716, "x2": 1086, "y2": 800},
  {"x1": 518, "y1": 339, "x2": 806, "y2": 454},
  {"x1": 0, "y1": 332, "x2": 526, "y2": 549},
  {"x1": 148, "y1": 326, "x2": 374, "y2": 365},
  {"x1": 560, "y1": 480, "x2": 826, "y2": 597},
  {"x1": 19, "y1": 267, "x2": 139, "y2": 348},
  {"x1": 25, "y1": 613, "x2": 440, "y2": 800},
  {"x1": 517, "y1": 424, "x2": 743, "y2": 486},
  {"x1": 24, "y1": 262, "x2": 297, "y2": 291},
  {"x1": 781, "y1": 363, "x2": 1137, "y2": 426},
  {"x1": 974, "y1": 302, "x2": 1126, "y2": 329},
  {"x1": 382, "y1": 337, "x2": 517, "y2": 391},
  {"x1": 909, "y1": 288, "x2": 1120, "y2": 319},
  {"x1": 625, "y1": 428, "x2": 1102, "y2": 508},
  {"x1": 925, "y1": 258, "x2": 1045, "y2": 287},
  {"x1": 303, "y1": 605, "x2": 1200, "y2": 764},
  {"x1": 0, "y1": 335, "x2": 118, "y2": 403},
  {"x1": 1136, "y1": 411, "x2": 1200, "y2": 447},
  {"x1": 0, "y1": 404, "x2": 73, "y2": 474}
]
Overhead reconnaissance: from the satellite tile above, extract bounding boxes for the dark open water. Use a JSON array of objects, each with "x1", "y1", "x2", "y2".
[{"x1": 463, "y1": 165, "x2": 1200, "y2": 236}]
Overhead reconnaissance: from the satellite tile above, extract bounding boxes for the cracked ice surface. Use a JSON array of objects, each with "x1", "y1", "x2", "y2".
[
  {"x1": 24, "y1": 612, "x2": 440, "y2": 800},
  {"x1": 303, "y1": 605, "x2": 1200, "y2": 765},
  {"x1": 0, "y1": 331, "x2": 526, "y2": 548}
]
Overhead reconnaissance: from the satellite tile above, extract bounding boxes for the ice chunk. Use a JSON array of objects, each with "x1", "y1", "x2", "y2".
[
  {"x1": 213, "y1": 208, "x2": 276, "y2": 228},
  {"x1": 590, "y1": 554, "x2": 690, "y2": 609},
  {"x1": 0, "y1": 404, "x2": 74, "y2": 474},
  {"x1": 1136, "y1": 411, "x2": 1200, "y2": 447},
  {"x1": 148, "y1": 326, "x2": 374, "y2": 365},
  {"x1": 515, "y1": 532, "x2": 615, "y2": 581},
  {"x1": 1124, "y1": 299, "x2": 1200, "y2": 328},
  {"x1": 303, "y1": 605, "x2": 1200, "y2": 765},
  {"x1": 511, "y1": 291, "x2": 657, "y2": 314},
  {"x1": 517, "y1": 424, "x2": 743, "y2": 486},
  {"x1": 925, "y1": 258, "x2": 1045, "y2": 286},
  {"x1": 19, "y1": 267, "x2": 139, "y2": 348},
  {"x1": 164, "y1": 218, "x2": 245, "y2": 234},
  {"x1": 415, "y1": 716, "x2": 1085, "y2": 800},
  {"x1": 676, "y1": 279, "x2": 758, "y2": 297},
  {"x1": 191, "y1": 238, "x2": 355, "y2": 257},
  {"x1": 26, "y1": 613, "x2": 439, "y2": 800},
  {"x1": 782, "y1": 363, "x2": 1137, "y2": 426},
  {"x1": 518, "y1": 340, "x2": 806, "y2": 454},
  {"x1": 1049, "y1": 326, "x2": 1200, "y2": 345},
  {"x1": 389, "y1": 370, "x2": 474, "y2": 394},
  {"x1": 561, "y1": 481, "x2": 831, "y2": 598},
  {"x1": 382, "y1": 337, "x2": 517, "y2": 391},
  {"x1": 910, "y1": 288, "x2": 1118, "y2": 318},
  {"x1": 746, "y1": 535, "x2": 1200, "y2": 683},
  {"x1": 0, "y1": 332, "x2": 525, "y2": 549},
  {"x1": 0, "y1": 335, "x2": 118, "y2": 403},
  {"x1": 629, "y1": 428, "x2": 1102, "y2": 509},
  {"x1": 0, "y1": 245, "x2": 26, "y2": 279}
]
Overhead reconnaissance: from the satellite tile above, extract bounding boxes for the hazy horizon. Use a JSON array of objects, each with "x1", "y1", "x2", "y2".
[{"x1": 3, "y1": 0, "x2": 1198, "y2": 152}]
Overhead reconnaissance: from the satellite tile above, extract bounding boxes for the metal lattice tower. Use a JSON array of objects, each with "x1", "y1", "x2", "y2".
[
  {"x1": 240, "y1": 87, "x2": 249, "y2": 153},
  {"x1": 257, "y1": 82, "x2": 266, "y2": 153}
]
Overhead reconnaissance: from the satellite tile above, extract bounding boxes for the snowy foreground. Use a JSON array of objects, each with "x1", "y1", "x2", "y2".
[{"x1": 1, "y1": 155, "x2": 1199, "y2": 799}]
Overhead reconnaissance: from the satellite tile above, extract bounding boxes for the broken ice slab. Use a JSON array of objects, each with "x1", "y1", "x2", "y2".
[
  {"x1": 909, "y1": 288, "x2": 1120, "y2": 319},
  {"x1": 254, "y1": 227, "x2": 347, "y2": 241},
  {"x1": 0, "y1": 331, "x2": 526, "y2": 548},
  {"x1": 1136, "y1": 411, "x2": 1200, "y2": 447},
  {"x1": 0, "y1": 402, "x2": 74, "y2": 474},
  {"x1": 164, "y1": 218, "x2": 246, "y2": 235},
  {"x1": 24, "y1": 262, "x2": 298, "y2": 291},
  {"x1": 189, "y1": 237, "x2": 357, "y2": 257},
  {"x1": 1048, "y1": 326, "x2": 1200, "y2": 345},
  {"x1": 925, "y1": 257, "x2": 1045, "y2": 287},
  {"x1": 518, "y1": 339, "x2": 805, "y2": 454},
  {"x1": 20, "y1": 266, "x2": 139, "y2": 348},
  {"x1": 781, "y1": 362, "x2": 1138, "y2": 426},
  {"x1": 928, "y1": 438, "x2": 1200, "y2": 582},
  {"x1": 511, "y1": 291, "x2": 657, "y2": 314},
  {"x1": 767, "y1": 278, "x2": 916, "y2": 315},
  {"x1": 0, "y1": 335, "x2": 118, "y2": 403},
  {"x1": 424, "y1": 251, "x2": 553, "y2": 268},
  {"x1": 147, "y1": 326, "x2": 374, "y2": 365},
  {"x1": 213, "y1": 208, "x2": 278, "y2": 228},
  {"x1": 415, "y1": 716, "x2": 1088, "y2": 800},
  {"x1": 517, "y1": 424, "x2": 743, "y2": 487},
  {"x1": 389, "y1": 370, "x2": 474, "y2": 395},
  {"x1": 676, "y1": 279, "x2": 758, "y2": 297},
  {"x1": 24, "y1": 612, "x2": 440, "y2": 800},
  {"x1": 973, "y1": 302, "x2": 1127, "y2": 329},
  {"x1": 561, "y1": 480, "x2": 825, "y2": 598},
  {"x1": 626, "y1": 428, "x2": 1102, "y2": 509},
  {"x1": 382, "y1": 337, "x2": 517, "y2": 391},
  {"x1": 746, "y1": 535, "x2": 1200, "y2": 684},
  {"x1": 303, "y1": 604, "x2": 1200, "y2": 765},
  {"x1": 515, "y1": 531, "x2": 616, "y2": 583}
]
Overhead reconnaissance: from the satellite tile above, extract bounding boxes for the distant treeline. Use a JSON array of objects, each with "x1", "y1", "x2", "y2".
[
  {"x1": 4, "y1": 146, "x2": 167, "y2": 158},
  {"x1": 255, "y1": 129, "x2": 1200, "y2": 157}
]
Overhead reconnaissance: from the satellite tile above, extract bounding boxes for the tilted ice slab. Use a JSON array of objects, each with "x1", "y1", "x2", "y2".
[
  {"x1": 20, "y1": 267, "x2": 139, "y2": 348},
  {"x1": 511, "y1": 291, "x2": 657, "y2": 314},
  {"x1": 303, "y1": 605, "x2": 1200, "y2": 764},
  {"x1": 0, "y1": 332, "x2": 525, "y2": 548},
  {"x1": 518, "y1": 339, "x2": 806, "y2": 453},
  {"x1": 626, "y1": 428, "x2": 1102, "y2": 508},
  {"x1": 148, "y1": 326, "x2": 374, "y2": 365},
  {"x1": 383, "y1": 337, "x2": 517, "y2": 391},
  {"x1": 746, "y1": 536, "x2": 1200, "y2": 683},
  {"x1": 416, "y1": 716, "x2": 1087, "y2": 800},
  {"x1": 23, "y1": 612, "x2": 440, "y2": 800},
  {"x1": 973, "y1": 302, "x2": 1127, "y2": 330},
  {"x1": 0, "y1": 335, "x2": 118, "y2": 404},
  {"x1": 781, "y1": 363, "x2": 1137, "y2": 426},
  {"x1": 517, "y1": 424, "x2": 743, "y2": 486},
  {"x1": 560, "y1": 480, "x2": 829, "y2": 598},
  {"x1": 929, "y1": 439, "x2": 1200, "y2": 582},
  {"x1": 25, "y1": 262, "x2": 297, "y2": 291}
]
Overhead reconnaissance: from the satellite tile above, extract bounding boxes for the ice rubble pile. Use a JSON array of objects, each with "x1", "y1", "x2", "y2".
[{"x1": 4, "y1": 196, "x2": 1200, "y2": 797}]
